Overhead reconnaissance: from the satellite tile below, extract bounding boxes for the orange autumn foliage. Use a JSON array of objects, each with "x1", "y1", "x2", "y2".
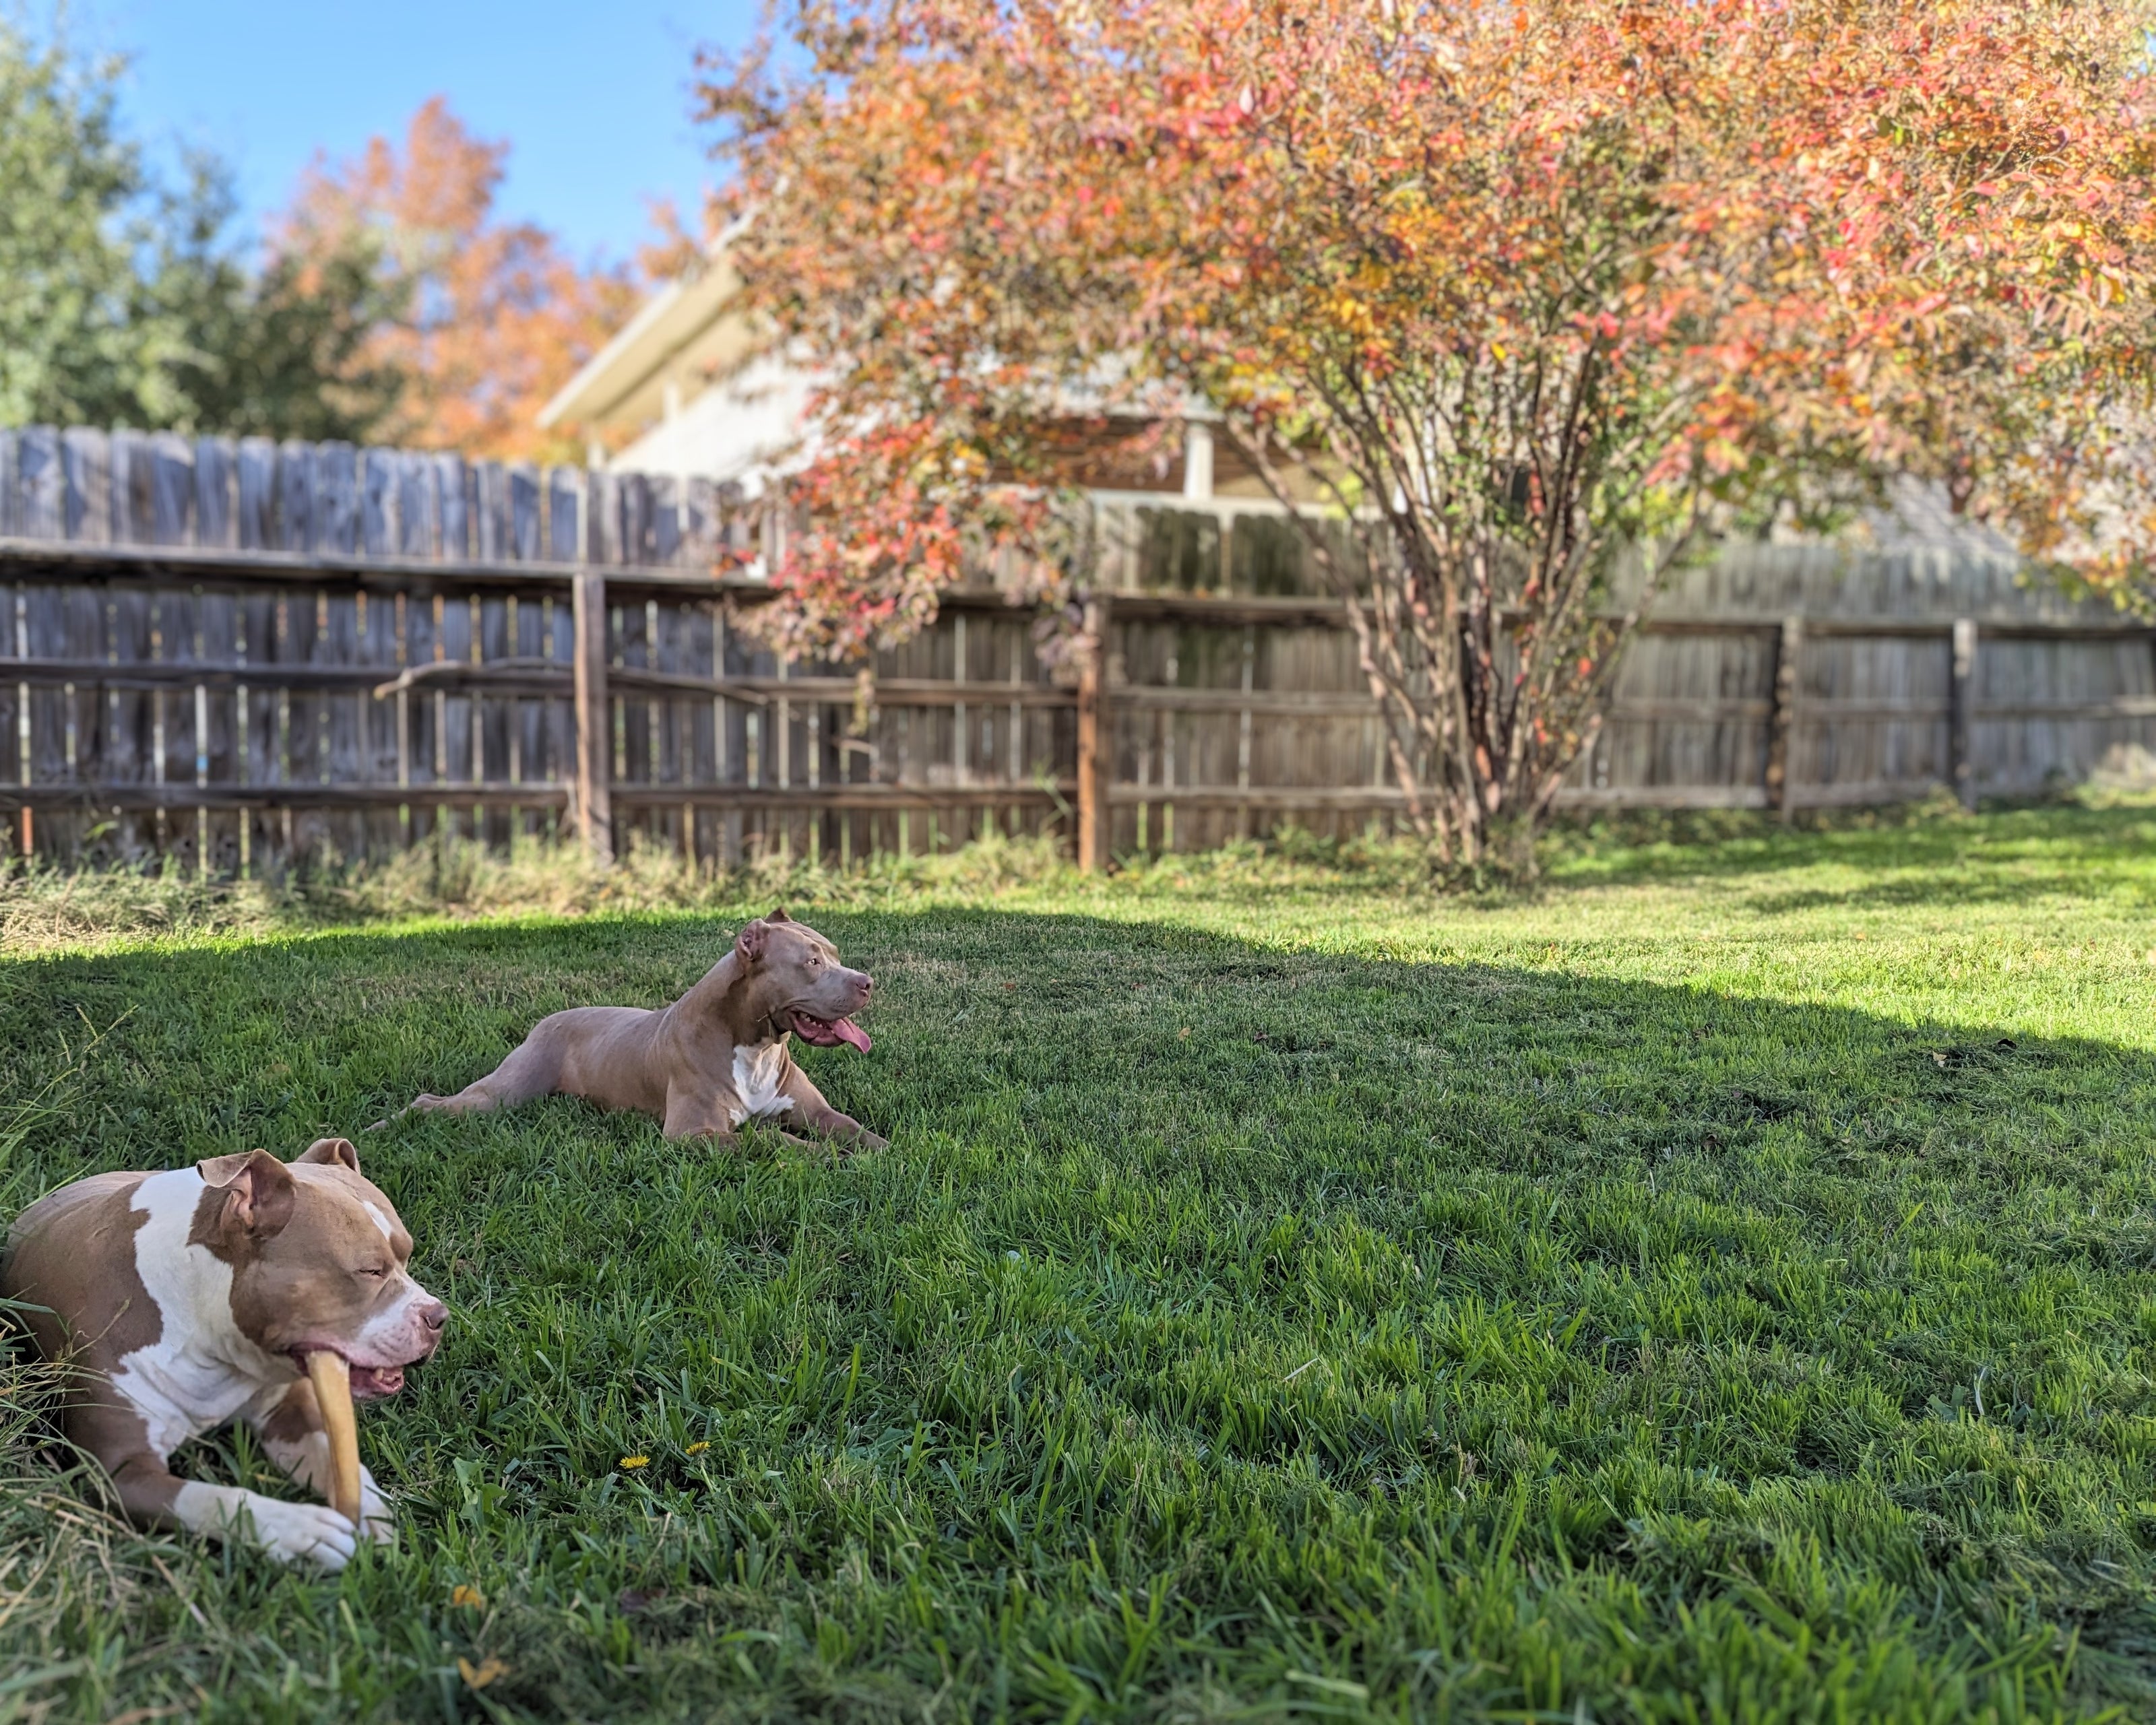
[
  {"x1": 278, "y1": 97, "x2": 641, "y2": 463},
  {"x1": 711, "y1": 0, "x2": 2156, "y2": 872}
]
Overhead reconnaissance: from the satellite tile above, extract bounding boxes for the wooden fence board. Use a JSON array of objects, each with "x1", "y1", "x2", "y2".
[
  {"x1": 0, "y1": 581, "x2": 20, "y2": 790},
  {"x1": 23, "y1": 583, "x2": 68, "y2": 856},
  {"x1": 325, "y1": 589, "x2": 364, "y2": 857},
  {"x1": 480, "y1": 591, "x2": 513, "y2": 848},
  {"x1": 199, "y1": 587, "x2": 242, "y2": 872},
  {"x1": 396, "y1": 452, "x2": 433, "y2": 559},
  {"x1": 362, "y1": 449, "x2": 395, "y2": 557},
  {"x1": 197, "y1": 438, "x2": 236, "y2": 550},
  {"x1": 59, "y1": 582, "x2": 106, "y2": 858},
  {"x1": 346, "y1": 587, "x2": 395, "y2": 857},
  {"x1": 157, "y1": 586, "x2": 201, "y2": 870},
  {"x1": 437, "y1": 455, "x2": 468, "y2": 562},
  {"x1": 288, "y1": 586, "x2": 330, "y2": 861},
  {"x1": 151, "y1": 432, "x2": 194, "y2": 545},
  {"x1": 440, "y1": 591, "x2": 475, "y2": 842},
  {"x1": 653, "y1": 597, "x2": 688, "y2": 856},
  {"x1": 276, "y1": 442, "x2": 313, "y2": 554},
  {"x1": 241, "y1": 589, "x2": 278, "y2": 866},
  {"x1": 236, "y1": 439, "x2": 276, "y2": 550},
  {"x1": 110, "y1": 430, "x2": 146, "y2": 544},
  {"x1": 63, "y1": 429, "x2": 109, "y2": 544},
  {"x1": 548, "y1": 467, "x2": 581, "y2": 562},
  {"x1": 404, "y1": 588, "x2": 438, "y2": 845},
  {"x1": 509, "y1": 463, "x2": 541, "y2": 562},
  {"x1": 317, "y1": 444, "x2": 358, "y2": 557},
  {"x1": 590, "y1": 471, "x2": 623, "y2": 566},
  {"x1": 108, "y1": 581, "x2": 156, "y2": 857},
  {"x1": 513, "y1": 591, "x2": 546, "y2": 840},
  {"x1": 17, "y1": 428, "x2": 61, "y2": 540},
  {"x1": 621, "y1": 474, "x2": 653, "y2": 566},
  {"x1": 474, "y1": 462, "x2": 505, "y2": 563},
  {"x1": 547, "y1": 589, "x2": 575, "y2": 837}
]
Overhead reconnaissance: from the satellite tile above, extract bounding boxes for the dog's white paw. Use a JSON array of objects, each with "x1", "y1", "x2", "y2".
[
  {"x1": 244, "y1": 1495, "x2": 360, "y2": 1569},
  {"x1": 175, "y1": 1481, "x2": 358, "y2": 1569}
]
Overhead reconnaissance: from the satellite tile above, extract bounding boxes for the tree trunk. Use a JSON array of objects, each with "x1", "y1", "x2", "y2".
[{"x1": 1230, "y1": 423, "x2": 1684, "y2": 885}]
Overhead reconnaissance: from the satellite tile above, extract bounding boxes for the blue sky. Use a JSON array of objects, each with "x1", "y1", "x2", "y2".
[{"x1": 72, "y1": 0, "x2": 761, "y2": 266}]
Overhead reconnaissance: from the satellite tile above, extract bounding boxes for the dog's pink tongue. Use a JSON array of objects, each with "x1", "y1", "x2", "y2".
[{"x1": 831, "y1": 1017, "x2": 872, "y2": 1053}]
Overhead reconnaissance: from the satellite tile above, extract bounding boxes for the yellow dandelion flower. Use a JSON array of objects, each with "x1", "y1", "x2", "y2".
[
  {"x1": 451, "y1": 1585, "x2": 485, "y2": 1608},
  {"x1": 619, "y1": 1455, "x2": 649, "y2": 1469},
  {"x1": 686, "y1": 1441, "x2": 711, "y2": 1455}
]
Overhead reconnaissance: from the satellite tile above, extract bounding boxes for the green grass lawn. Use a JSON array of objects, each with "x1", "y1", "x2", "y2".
[{"x1": 3, "y1": 802, "x2": 2155, "y2": 1723}]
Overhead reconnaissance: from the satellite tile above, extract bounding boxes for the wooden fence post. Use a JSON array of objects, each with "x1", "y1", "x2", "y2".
[
  {"x1": 1951, "y1": 616, "x2": 1977, "y2": 811},
  {"x1": 1076, "y1": 593, "x2": 1110, "y2": 870},
  {"x1": 573, "y1": 569, "x2": 612, "y2": 863},
  {"x1": 1766, "y1": 614, "x2": 1803, "y2": 822}
]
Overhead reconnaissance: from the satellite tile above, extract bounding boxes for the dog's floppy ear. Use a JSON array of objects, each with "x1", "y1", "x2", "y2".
[
  {"x1": 193, "y1": 1149, "x2": 298, "y2": 1243},
  {"x1": 736, "y1": 918, "x2": 770, "y2": 964},
  {"x1": 297, "y1": 1136, "x2": 360, "y2": 1173},
  {"x1": 767, "y1": 907, "x2": 792, "y2": 923}
]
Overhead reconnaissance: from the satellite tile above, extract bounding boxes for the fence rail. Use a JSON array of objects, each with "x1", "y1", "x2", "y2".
[{"x1": 0, "y1": 426, "x2": 2151, "y2": 872}]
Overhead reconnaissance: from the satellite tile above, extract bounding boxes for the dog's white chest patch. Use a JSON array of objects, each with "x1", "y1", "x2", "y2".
[
  {"x1": 730, "y1": 1040, "x2": 793, "y2": 1124},
  {"x1": 111, "y1": 1169, "x2": 278, "y2": 1458}
]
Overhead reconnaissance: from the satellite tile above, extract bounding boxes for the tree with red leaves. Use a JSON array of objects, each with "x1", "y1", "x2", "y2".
[{"x1": 708, "y1": 0, "x2": 2156, "y2": 872}]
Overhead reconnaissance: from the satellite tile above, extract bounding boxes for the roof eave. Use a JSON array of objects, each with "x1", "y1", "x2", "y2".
[{"x1": 538, "y1": 257, "x2": 746, "y2": 430}]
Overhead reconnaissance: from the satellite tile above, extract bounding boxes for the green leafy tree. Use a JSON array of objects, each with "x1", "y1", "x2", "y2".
[
  {"x1": 145, "y1": 158, "x2": 409, "y2": 441},
  {"x1": 0, "y1": 22, "x2": 152, "y2": 426},
  {"x1": 0, "y1": 22, "x2": 406, "y2": 439}
]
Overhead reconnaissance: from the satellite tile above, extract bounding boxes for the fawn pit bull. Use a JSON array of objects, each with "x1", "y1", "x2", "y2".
[
  {"x1": 389, "y1": 910, "x2": 885, "y2": 1146},
  {"x1": 2, "y1": 1138, "x2": 445, "y2": 1569}
]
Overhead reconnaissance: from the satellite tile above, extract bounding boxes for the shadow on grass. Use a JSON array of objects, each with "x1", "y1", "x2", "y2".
[{"x1": 3, "y1": 905, "x2": 2155, "y2": 1721}]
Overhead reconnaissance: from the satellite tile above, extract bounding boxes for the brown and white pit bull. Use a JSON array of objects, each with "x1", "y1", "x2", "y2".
[
  {"x1": 387, "y1": 910, "x2": 885, "y2": 1146},
  {"x1": 1, "y1": 1138, "x2": 445, "y2": 1570}
]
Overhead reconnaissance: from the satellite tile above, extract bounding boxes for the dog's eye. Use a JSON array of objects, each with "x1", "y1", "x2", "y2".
[{"x1": 356, "y1": 1265, "x2": 389, "y2": 1280}]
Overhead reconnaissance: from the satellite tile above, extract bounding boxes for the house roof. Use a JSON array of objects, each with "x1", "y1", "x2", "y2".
[
  {"x1": 537, "y1": 231, "x2": 1226, "y2": 494},
  {"x1": 536, "y1": 252, "x2": 755, "y2": 434}
]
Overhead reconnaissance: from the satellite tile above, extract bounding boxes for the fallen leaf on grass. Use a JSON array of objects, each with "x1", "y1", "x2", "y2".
[
  {"x1": 1930, "y1": 1051, "x2": 1949, "y2": 1068},
  {"x1": 459, "y1": 1657, "x2": 507, "y2": 1690},
  {"x1": 451, "y1": 1585, "x2": 484, "y2": 1608}
]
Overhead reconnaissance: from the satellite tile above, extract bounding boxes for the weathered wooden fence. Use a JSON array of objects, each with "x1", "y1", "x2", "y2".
[
  {"x1": 0, "y1": 426, "x2": 1074, "y2": 872},
  {"x1": 1073, "y1": 495, "x2": 2156, "y2": 857},
  {"x1": 0, "y1": 428, "x2": 2149, "y2": 873}
]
